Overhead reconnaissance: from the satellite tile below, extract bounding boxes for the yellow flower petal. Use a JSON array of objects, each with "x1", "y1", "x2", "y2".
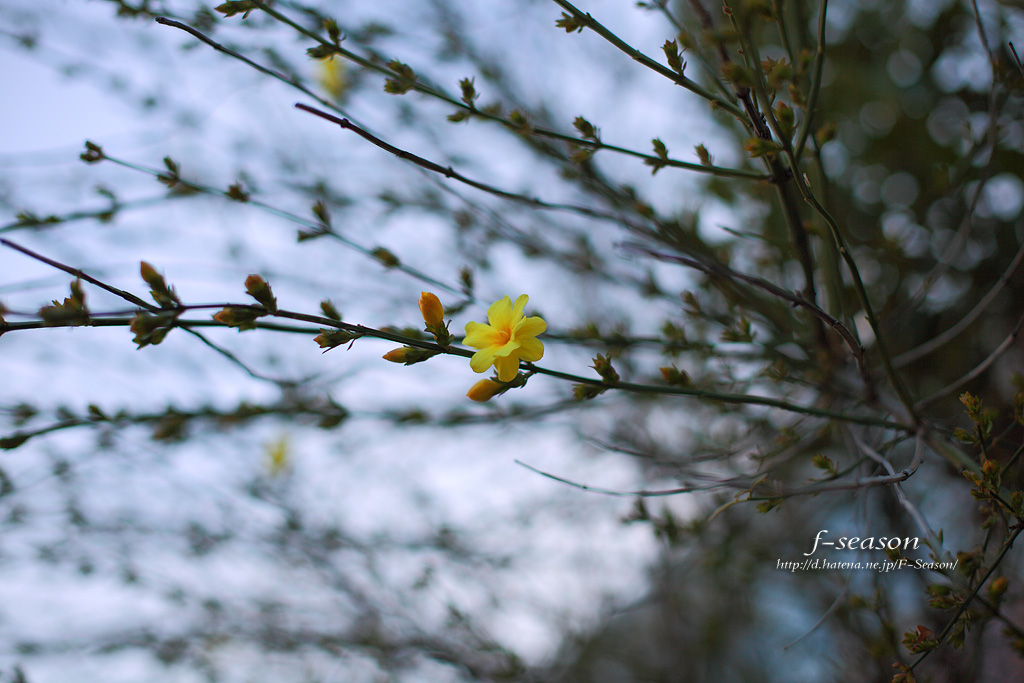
[
  {"x1": 490, "y1": 339, "x2": 521, "y2": 358},
  {"x1": 464, "y1": 321, "x2": 502, "y2": 349},
  {"x1": 516, "y1": 336, "x2": 544, "y2": 362},
  {"x1": 486, "y1": 295, "x2": 515, "y2": 330},
  {"x1": 511, "y1": 294, "x2": 529, "y2": 320},
  {"x1": 514, "y1": 315, "x2": 546, "y2": 338},
  {"x1": 470, "y1": 347, "x2": 499, "y2": 373},
  {"x1": 494, "y1": 355, "x2": 520, "y2": 382}
]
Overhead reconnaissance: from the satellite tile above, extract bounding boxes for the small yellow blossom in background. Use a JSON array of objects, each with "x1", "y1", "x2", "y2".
[
  {"x1": 463, "y1": 294, "x2": 545, "y2": 383},
  {"x1": 418, "y1": 291, "x2": 444, "y2": 328},
  {"x1": 318, "y1": 57, "x2": 348, "y2": 101},
  {"x1": 264, "y1": 435, "x2": 291, "y2": 477},
  {"x1": 466, "y1": 379, "x2": 503, "y2": 403}
]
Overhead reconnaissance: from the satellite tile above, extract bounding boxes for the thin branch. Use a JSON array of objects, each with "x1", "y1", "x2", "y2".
[
  {"x1": 517, "y1": 448, "x2": 922, "y2": 500},
  {"x1": 1, "y1": 241, "x2": 916, "y2": 430},
  {"x1": 623, "y1": 242, "x2": 875, "y2": 396},
  {"x1": 1, "y1": 237, "x2": 152, "y2": 309},
  {"x1": 851, "y1": 429, "x2": 935, "y2": 543},
  {"x1": 915, "y1": 307, "x2": 1024, "y2": 410},
  {"x1": 1, "y1": 303, "x2": 914, "y2": 431},
  {"x1": 895, "y1": 237, "x2": 1024, "y2": 367},
  {"x1": 793, "y1": 0, "x2": 828, "y2": 159},
  {"x1": 294, "y1": 102, "x2": 763, "y2": 182},
  {"x1": 514, "y1": 459, "x2": 741, "y2": 497},
  {"x1": 790, "y1": 175, "x2": 917, "y2": 419},
  {"x1": 154, "y1": 17, "x2": 358, "y2": 123},
  {"x1": 250, "y1": 0, "x2": 763, "y2": 179},
  {"x1": 783, "y1": 571, "x2": 853, "y2": 650},
  {"x1": 0, "y1": 238, "x2": 283, "y2": 383},
  {"x1": 549, "y1": 0, "x2": 746, "y2": 118},
  {"x1": 295, "y1": 103, "x2": 662, "y2": 217},
  {"x1": 524, "y1": 361, "x2": 913, "y2": 430},
  {"x1": 719, "y1": 0, "x2": 833, "y2": 365},
  {"x1": 912, "y1": 525, "x2": 1024, "y2": 672},
  {"x1": 95, "y1": 151, "x2": 466, "y2": 298}
]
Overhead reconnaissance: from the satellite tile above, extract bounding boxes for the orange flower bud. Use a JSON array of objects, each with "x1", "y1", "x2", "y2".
[
  {"x1": 382, "y1": 347, "x2": 413, "y2": 363},
  {"x1": 418, "y1": 291, "x2": 445, "y2": 328},
  {"x1": 466, "y1": 379, "x2": 503, "y2": 403},
  {"x1": 989, "y1": 576, "x2": 1009, "y2": 601},
  {"x1": 140, "y1": 261, "x2": 161, "y2": 286}
]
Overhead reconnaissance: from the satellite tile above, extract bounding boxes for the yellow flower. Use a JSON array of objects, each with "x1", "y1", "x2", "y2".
[
  {"x1": 463, "y1": 294, "x2": 545, "y2": 382},
  {"x1": 264, "y1": 436, "x2": 291, "y2": 477},
  {"x1": 319, "y1": 57, "x2": 348, "y2": 100},
  {"x1": 466, "y1": 379, "x2": 503, "y2": 403}
]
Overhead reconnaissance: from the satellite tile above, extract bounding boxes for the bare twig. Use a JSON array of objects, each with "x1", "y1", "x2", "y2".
[
  {"x1": 915, "y1": 308, "x2": 1024, "y2": 410},
  {"x1": 623, "y1": 242, "x2": 875, "y2": 397},
  {"x1": 155, "y1": 17, "x2": 358, "y2": 123},
  {"x1": 1, "y1": 238, "x2": 283, "y2": 383},
  {"x1": 549, "y1": 0, "x2": 745, "y2": 117},
  {"x1": 895, "y1": 237, "x2": 1024, "y2": 367},
  {"x1": 850, "y1": 429, "x2": 934, "y2": 543}
]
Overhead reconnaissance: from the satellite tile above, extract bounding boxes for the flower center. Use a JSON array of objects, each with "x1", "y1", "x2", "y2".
[{"x1": 498, "y1": 328, "x2": 512, "y2": 345}]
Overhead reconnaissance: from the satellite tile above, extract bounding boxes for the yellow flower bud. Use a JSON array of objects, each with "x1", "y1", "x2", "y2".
[
  {"x1": 419, "y1": 291, "x2": 445, "y2": 328},
  {"x1": 140, "y1": 261, "x2": 160, "y2": 286},
  {"x1": 466, "y1": 379, "x2": 503, "y2": 403},
  {"x1": 382, "y1": 347, "x2": 414, "y2": 363}
]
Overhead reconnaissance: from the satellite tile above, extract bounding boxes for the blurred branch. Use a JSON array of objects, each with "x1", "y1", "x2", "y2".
[
  {"x1": 624, "y1": 242, "x2": 875, "y2": 397},
  {"x1": 850, "y1": 429, "x2": 935, "y2": 544},
  {"x1": 155, "y1": 16, "x2": 358, "y2": 122},
  {"x1": 549, "y1": 0, "x2": 746, "y2": 118},
  {"x1": 0, "y1": 238, "x2": 284, "y2": 384},
  {"x1": 895, "y1": 237, "x2": 1024, "y2": 367},
  {"x1": 90, "y1": 149, "x2": 466, "y2": 297},
  {"x1": 912, "y1": 525, "x2": 1024, "y2": 672},
  {"x1": 915, "y1": 307, "x2": 1024, "y2": 410},
  {"x1": 792, "y1": 0, "x2": 827, "y2": 160},
  {"x1": 250, "y1": 0, "x2": 762, "y2": 177},
  {"x1": 789, "y1": 173, "x2": 916, "y2": 420},
  {"x1": 0, "y1": 195, "x2": 170, "y2": 236}
]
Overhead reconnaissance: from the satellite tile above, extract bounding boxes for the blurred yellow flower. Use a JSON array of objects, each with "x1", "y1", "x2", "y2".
[
  {"x1": 319, "y1": 57, "x2": 348, "y2": 101},
  {"x1": 463, "y1": 294, "x2": 545, "y2": 382},
  {"x1": 265, "y1": 435, "x2": 291, "y2": 477}
]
